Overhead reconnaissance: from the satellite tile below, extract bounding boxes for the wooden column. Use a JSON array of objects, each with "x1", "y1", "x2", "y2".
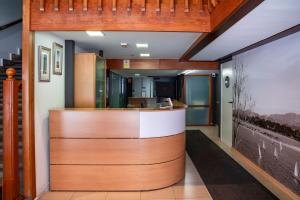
[
  {"x1": 22, "y1": 0, "x2": 36, "y2": 198},
  {"x1": 2, "y1": 68, "x2": 21, "y2": 200}
]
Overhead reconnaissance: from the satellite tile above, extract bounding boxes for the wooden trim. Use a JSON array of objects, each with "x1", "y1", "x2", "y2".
[
  {"x1": 83, "y1": 0, "x2": 88, "y2": 11},
  {"x1": 112, "y1": 0, "x2": 117, "y2": 12},
  {"x1": 68, "y1": 0, "x2": 74, "y2": 11},
  {"x1": 170, "y1": 0, "x2": 175, "y2": 12},
  {"x1": 22, "y1": 0, "x2": 36, "y2": 198},
  {"x1": 199, "y1": 0, "x2": 204, "y2": 13},
  {"x1": 141, "y1": 0, "x2": 146, "y2": 12},
  {"x1": 127, "y1": 0, "x2": 132, "y2": 12},
  {"x1": 0, "y1": 19, "x2": 22, "y2": 32},
  {"x1": 107, "y1": 59, "x2": 219, "y2": 70},
  {"x1": 156, "y1": 0, "x2": 161, "y2": 13},
  {"x1": 53, "y1": 0, "x2": 59, "y2": 11},
  {"x1": 2, "y1": 69, "x2": 22, "y2": 200},
  {"x1": 49, "y1": 110, "x2": 140, "y2": 138},
  {"x1": 30, "y1": 0, "x2": 210, "y2": 32},
  {"x1": 50, "y1": 133, "x2": 185, "y2": 165},
  {"x1": 180, "y1": 0, "x2": 264, "y2": 61},
  {"x1": 184, "y1": 0, "x2": 189, "y2": 12},
  {"x1": 39, "y1": 0, "x2": 45, "y2": 11},
  {"x1": 218, "y1": 24, "x2": 300, "y2": 61},
  {"x1": 50, "y1": 155, "x2": 185, "y2": 191},
  {"x1": 98, "y1": 0, "x2": 103, "y2": 11}
]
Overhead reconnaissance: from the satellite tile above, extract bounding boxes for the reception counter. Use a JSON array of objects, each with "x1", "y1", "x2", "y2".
[{"x1": 49, "y1": 106, "x2": 186, "y2": 191}]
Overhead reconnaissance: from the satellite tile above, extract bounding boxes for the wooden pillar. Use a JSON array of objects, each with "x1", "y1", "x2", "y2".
[
  {"x1": 2, "y1": 68, "x2": 21, "y2": 200},
  {"x1": 22, "y1": 0, "x2": 36, "y2": 198}
]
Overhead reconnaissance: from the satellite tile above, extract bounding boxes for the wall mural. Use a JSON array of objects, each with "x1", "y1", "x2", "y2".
[{"x1": 232, "y1": 32, "x2": 300, "y2": 195}]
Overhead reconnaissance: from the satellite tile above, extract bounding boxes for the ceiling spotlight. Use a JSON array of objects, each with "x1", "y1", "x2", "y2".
[
  {"x1": 140, "y1": 53, "x2": 150, "y2": 57},
  {"x1": 136, "y1": 43, "x2": 149, "y2": 48},
  {"x1": 120, "y1": 42, "x2": 128, "y2": 48},
  {"x1": 134, "y1": 73, "x2": 141, "y2": 76},
  {"x1": 86, "y1": 31, "x2": 104, "y2": 37}
]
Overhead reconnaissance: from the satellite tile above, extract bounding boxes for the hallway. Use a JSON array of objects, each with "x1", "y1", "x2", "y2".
[{"x1": 186, "y1": 130, "x2": 278, "y2": 200}]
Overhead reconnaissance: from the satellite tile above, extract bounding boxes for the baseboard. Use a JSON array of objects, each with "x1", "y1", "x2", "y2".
[{"x1": 201, "y1": 131, "x2": 300, "y2": 200}]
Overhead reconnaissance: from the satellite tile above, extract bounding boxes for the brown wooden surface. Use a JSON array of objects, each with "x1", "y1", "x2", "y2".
[
  {"x1": 107, "y1": 59, "x2": 219, "y2": 70},
  {"x1": 74, "y1": 53, "x2": 96, "y2": 108},
  {"x1": 50, "y1": 155, "x2": 185, "y2": 191},
  {"x1": 49, "y1": 110, "x2": 140, "y2": 138},
  {"x1": 68, "y1": 0, "x2": 74, "y2": 11},
  {"x1": 180, "y1": 0, "x2": 263, "y2": 61},
  {"x1": 50, "y1": 133, "x2": 185, "y2": 165},
  {"x1": 54, "y1": 0, "x2": 59, "y2": 11},
  {"x1": 22, "y1": 0, "x2": 36, "y2": 198},
  {"x1": 30, "y1": 0, "x2": 210, "y2": 32},
  {"x1": 2, "y1": 70, "x2": 21, "y2": 200}
]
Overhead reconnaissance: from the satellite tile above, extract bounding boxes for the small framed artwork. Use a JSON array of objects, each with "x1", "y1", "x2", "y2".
[
  {"x1": 53, "y1": 42, "x2": 63, "y2": 75},
  {"x1": 38, "y1": 46, "x2": 51, "y2": 82}
]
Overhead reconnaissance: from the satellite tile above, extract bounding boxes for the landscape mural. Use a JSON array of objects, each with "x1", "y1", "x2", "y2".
[{"x1": 232, "y1": 32, "x2": 300, "y2": 195}]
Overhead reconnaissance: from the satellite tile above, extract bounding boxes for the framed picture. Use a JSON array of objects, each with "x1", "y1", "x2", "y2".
[
  {"x1": 53, "y1": 42, "x2": 63, "y2": 75},
  {"x1": 38, "y1": 46, "x2": 51, "y2": 82}
]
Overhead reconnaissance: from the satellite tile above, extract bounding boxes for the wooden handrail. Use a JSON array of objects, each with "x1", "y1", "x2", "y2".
[
  {"x1": 2, "y1": 68, "x2": 22, "y2": 200},
  {"x1": 0, "y1": 19, "x2": 22, "y2": 32}
]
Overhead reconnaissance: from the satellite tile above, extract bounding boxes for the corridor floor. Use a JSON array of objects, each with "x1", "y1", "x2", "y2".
[{"x1": 186, "y1": 129, "x2": 278, "y2": 200}]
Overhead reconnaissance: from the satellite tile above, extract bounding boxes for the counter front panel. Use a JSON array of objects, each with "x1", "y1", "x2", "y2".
[{"x1": 49, "y1": 107, "x2": 186, "y2": 191}]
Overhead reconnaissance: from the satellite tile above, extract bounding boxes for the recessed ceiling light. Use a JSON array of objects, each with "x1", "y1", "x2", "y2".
[
  {"x1": 120, "y1": 42, "x2": 128, "y2": 48},
  {"x1": 140, "y1": 53, "x2": 150, "y2": 57},
  {"x1": 134, "y1": 73, "x2": 141, "y2": 76},
  {"x1": 136, "y1": 43, "x2": 149, "y2": 48},
  {"x1": 86, "y1": 31, "x2": 104, "y2": 37}
]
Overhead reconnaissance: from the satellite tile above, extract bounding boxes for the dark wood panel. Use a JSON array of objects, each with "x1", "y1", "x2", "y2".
[
  {"x1": 50, "y1": 155, "x2": 185, "y2": 191},
  {"x1": 107, "y1": 59, "x2": 219, "y2": 70},
  {"x1": 49, "y1": 110, "x2": 140, "y2": 138},
  {"x1": 30, "y1": 0, "x2": 210, "y2": 32}
]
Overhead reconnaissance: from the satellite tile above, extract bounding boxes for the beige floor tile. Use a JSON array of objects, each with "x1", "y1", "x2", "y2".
[
  {"x1": 173, "y1": 185, "x2": 211, "y2": 199},
  {"x1": 106, "y1": 192, "x2": 141, "y2": 200},
  {"x1": 70, "y1": 192, "x2": 107, "y2": 200},
  {"x1": 39, "y1": 192, "x2": 74, "y2": 200},
  {"x1": 141, "y1": 187, "x2": 175, "y2": 200}
]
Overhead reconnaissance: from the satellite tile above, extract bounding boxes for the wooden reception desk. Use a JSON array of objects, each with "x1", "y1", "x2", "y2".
[{"x1": 49, "y1": 105, "x2": 186, "y2": 191}]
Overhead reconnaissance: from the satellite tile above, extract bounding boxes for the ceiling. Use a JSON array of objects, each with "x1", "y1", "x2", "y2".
[
  {"x1": 191, "y1": 0, "x2": 300, "y2": 61},
  {"x1": 112, "y1": 69, "x2": 219, "y2": 77},
  {"x1": 51, "y1": 31, "x2": 201, "y2": 59}
]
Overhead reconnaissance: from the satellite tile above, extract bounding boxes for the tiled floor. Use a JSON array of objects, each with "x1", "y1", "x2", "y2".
[{"x1": 39, "y1": 154, "x2": 212, "y2": 200}]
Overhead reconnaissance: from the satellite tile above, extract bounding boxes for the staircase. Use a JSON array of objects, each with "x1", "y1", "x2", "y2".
[{"x1": 0, "y1": 48, "x2": 23, "y2": 191}]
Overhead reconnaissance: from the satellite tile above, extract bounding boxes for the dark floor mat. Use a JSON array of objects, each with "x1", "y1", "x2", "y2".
[{"x1": 186, "y1": 130, "x2": 278, "y2": 200}]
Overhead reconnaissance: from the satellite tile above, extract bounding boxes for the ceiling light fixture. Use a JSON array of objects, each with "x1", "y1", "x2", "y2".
[
  {"x1": 136, "y1": 43, "x2": 149, "y2": 48},
  {"x1": 134, "y1": 73, "x2": 141, "y2": 76},
  {"x1": 86, "y1": 31, "x2": 104, "y2": 37},
  {"x1": 140, "y1": 53, "x2": 150, "y2": 57},
  {"x1": 120, "y1": 42, "x2": 128, "y2": 48}
]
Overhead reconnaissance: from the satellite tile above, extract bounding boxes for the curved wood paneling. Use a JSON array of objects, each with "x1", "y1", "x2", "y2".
[
  {"x1": 50, "y1": 133, "x2": 185, "y2": 165},
  {"x1": 49, "y1": 110, "x2": 139, "y2": 138},
  {"x1": 50, "y1": 155, "x2": 185, "y2": 191}
]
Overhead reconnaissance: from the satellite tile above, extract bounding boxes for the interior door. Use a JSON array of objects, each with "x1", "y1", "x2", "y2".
[
  {"x1": 185, "y1": 75, "x2": 212, "y2": 125},
  {"x1": 221, "y1": 61, "x2": 233, "y2": 147}
]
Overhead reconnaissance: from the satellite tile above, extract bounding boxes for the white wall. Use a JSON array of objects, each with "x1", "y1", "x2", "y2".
[{"x1": 34, "y1": 32, "x2": 65, "y2": 196}]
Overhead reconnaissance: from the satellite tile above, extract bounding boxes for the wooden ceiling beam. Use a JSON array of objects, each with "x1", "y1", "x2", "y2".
[
  {"x1": 184, "y1": 0, "x2": 189, "y2": 12},
  {"x1": 98, "y1": 0, "x2": 103, "y2": 11},
  {"x1": 107, "y1": 59, "x2": 219, "y2": 70},
  {"x1": 83, "y1": 0, "x2": 88, "y2": 11},
  {"x1": 53, "y1": 0, "x2": 59, "y2": 11},
  {"x1": 170, "y1": 0, "x2": 175, "y2": 13},
  {"x1": 180, "y1": 0, "x2": 264, "y2": 61}
]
